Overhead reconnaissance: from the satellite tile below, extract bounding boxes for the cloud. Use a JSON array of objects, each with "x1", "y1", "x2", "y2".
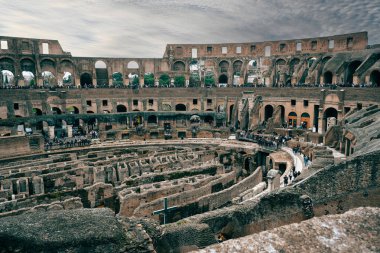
[{"x1": 0, "y1": 0, "x2": 378, "y2": 58}]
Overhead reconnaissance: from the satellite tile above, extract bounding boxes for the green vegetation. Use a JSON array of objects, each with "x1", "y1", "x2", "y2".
[
  {"x1": 159, "y1": 73, "x2": 170, "y2": 87},
  {"x1": 144, "y1": 73, "x2": 155, "y2": 87},
  {"x1": 174, "y1": 75, "x2": 185, "y2": 87}
]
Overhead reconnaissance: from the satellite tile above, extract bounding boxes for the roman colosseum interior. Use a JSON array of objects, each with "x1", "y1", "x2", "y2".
[{"x1": 0, "y1": 31, "x2": 379, "y2": 252}]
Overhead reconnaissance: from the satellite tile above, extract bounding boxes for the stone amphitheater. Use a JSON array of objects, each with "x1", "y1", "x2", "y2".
[{"x1": 0, "y1": 32, "x2": 379, "y2": 253}]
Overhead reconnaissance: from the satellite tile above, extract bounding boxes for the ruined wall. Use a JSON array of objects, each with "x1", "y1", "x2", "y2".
[
  {"x1": 0, "y1": 134, "x2": 43, "y2": 158},
  {"x1": 155, "y1": 150, "x2": 380, "y2": 253}
]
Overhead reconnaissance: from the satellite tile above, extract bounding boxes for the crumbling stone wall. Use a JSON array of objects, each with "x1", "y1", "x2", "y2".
[{"x1": 155, "y1": 150, "x2": 380, "y2": 252}]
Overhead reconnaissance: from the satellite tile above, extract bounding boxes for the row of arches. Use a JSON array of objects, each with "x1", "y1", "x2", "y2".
[
  {"x1": 22, "y1": 103, "x2": 216, "y2": 117},
  {"x1": 264, "y1": 104, "x2": 338, "y2": 131},
  {"x1": 0, "y1": 57, "x2": 142, "y2": 87}
]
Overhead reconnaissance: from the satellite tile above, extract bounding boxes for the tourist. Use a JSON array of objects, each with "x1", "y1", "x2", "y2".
[{"x1": 284, "y1": 175, "x2": 288, "y2": 186}]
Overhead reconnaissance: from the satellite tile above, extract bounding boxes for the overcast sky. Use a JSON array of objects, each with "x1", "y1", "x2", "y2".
[{"x1": 0, "y1": 0, "x2": 379, "y2": 58}]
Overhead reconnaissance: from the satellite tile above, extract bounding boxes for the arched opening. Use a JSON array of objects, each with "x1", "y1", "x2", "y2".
[
  {"x1": 0, "y1": 58, "x2": 15, "y2": 86},
  {"x1": 60, "y1": 60, "x2": 75, "y2": 86},
  {"x1": 324, "y1": 71, "x2": 333, "y2": 84},
  {"x1": 80, "y1": 73, "x2": 92, "y2": 87},
  {"x1": 1, "y1": 70, "x2": 15, "y2": 87},
  {"x1": 248, "y1": 60, "x2": 257, "y2": 68},
  {"x1": 219, "y1": 61, "x2": 229, "y2": 73},
  {"x1": 204, "y1": 115, "x2": 214, "y2": 125},
  {"x1": 175, "y1": 104, "x2": 186, "y2": 111},
  {"x1": 42, "y1": 71, "x2": 56, "y2": 87},
  {"x1": 133, "y1": 115, "x2": 143, "y2": 127},
  {"x1": 62, "y1": 72, "x2": 73, "y2": 87},
  {"x1": 276, "y1": 59, "x2": 286, "y2": 66},
  {"x1": 288, "y1": 112, "x2": 297, "y2": 128},
  {"x1": 67, "y1": 106, "x2": 79, "y2": 114},
  {"x1": 264, "y1": 105, "x2": 274, "y2": 121},
  {"x1": 127, "y1": 61, "x2": 139, "y2": 69},
  {"x1": 147, "y1": 115, "x2": 157, "y2": 124},
  {"x1": 345, "y1": 61, "x2": 362, "y2": 85},
  {"x1": 32, "y1": 108, "x2": 43, "y2": 116},
  {"x1": 0, "y1": 57, "x2": 15, "y2": 73},
  {"x1": 190, "y1": 115, "x2": 200, "y2": 123},
  {"x1": 20, "y1": 59, "x2": 36, "y2": 74},
  {"x1": 95, "y1": 60, "x2": 108, "y2": 86},
  {"x1": 22, "y1": 71, "x2": 35, "y2": 87},
  {"x1": 370, "y1": 70, "x2": 380, "y2": 87},
  {"x1": 51, "y1": 107, "x2": 62, "y2": 115},
  {"x1": 189, "y1": 60, "x2": 198, "y2": 72},
  {"x1": 173, "y1": 61, "x2": 185, "y2": 71},
  {"x1": 233, "y1": 60, "x2": 243, "y2": 75},
  {"x1": 40, "y1": 59, "x2": 56, "y2": 76},
  {"x1": 87, "y1": 111, "x2": 94, "y2": 114},
  {"x1": 300, "y1": 112, "x2": 310, "y2": 129},
  {"x1": 323, "y1": 107, "x2": 338, "y2": 132},
  {"x1": 116, "y1": 104, "x2": 127, "y2": 113},
  {"x1": 218, "y1": 74, "x2": 228, "y2": 85}
]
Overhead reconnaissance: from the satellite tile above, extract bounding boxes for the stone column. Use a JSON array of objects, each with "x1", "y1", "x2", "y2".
[
  {"x1": 67, "y1": 125, "x2": 73, "y2": 138},
  {"x1": 48, "y1": 126, "x2": 55, "y2": 139}
]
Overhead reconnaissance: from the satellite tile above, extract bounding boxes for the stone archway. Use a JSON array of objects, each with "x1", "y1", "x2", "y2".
[
  {"x1": 95, "y1": 60, "x2": 108, "y2": 87},
  {"x1": 175, "y1": 104, "x2": 186, "y2": 111},
  {"x1": 219, "y1": 61, "x2": 229, "y2": 73},
  {"x1": 323, "y1": 107, "x2": 338, "y2": 132},
  {"x1": 264, "y1": 105, "x2": 274, "y2": 121},
  {"x1": 0, "y1": 58, "x2": 15, "y2": 86},
  {"x1": 116, "y1": 104, "x2": 127, "y2": 113},
  {"x1": 219, "y1": 74, "x2": 228, "y2": 85},
  {"x1": 80, "y1": 73, "x2": 92, "y2": 87},
  {"x1": 173, "y1": 61, "x2": 185, "y2": 71}
]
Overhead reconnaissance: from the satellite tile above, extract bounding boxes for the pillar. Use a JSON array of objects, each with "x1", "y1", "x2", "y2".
[
  {"x1": 67, "y1": 125, "x2": 73, "y2": 138},
  {"x1": 48, "y1": 125, "x2": 55, "y2": 139}
]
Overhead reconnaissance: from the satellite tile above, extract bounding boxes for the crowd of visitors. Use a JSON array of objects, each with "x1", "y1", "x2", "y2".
[
  {"x1": 238, "y1": 130, "x2": 291, "y2": 150},
  {"x1": 44, "y1": 136, "x2": 91, "y2": 150}
]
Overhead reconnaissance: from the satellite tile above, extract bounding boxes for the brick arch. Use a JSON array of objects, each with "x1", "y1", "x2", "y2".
[
  {"x1": 173, "y1": 61, "x2": 186, "y2": 71},
  {"x1": 0, "y1": 57, "x2": 16, "y2": 73},
  {"x1": 40, "y1": 59, "x2": 56, "y2": 76},
  {"x1": 275, "y1": 58, "x2": 287, "y2": 65}
]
